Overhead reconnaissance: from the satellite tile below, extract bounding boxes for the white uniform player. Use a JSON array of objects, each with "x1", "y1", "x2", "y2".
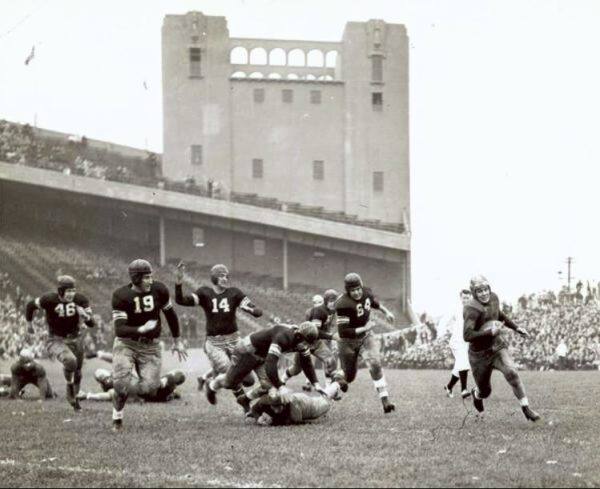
[{"x1": 443, "y1": 289, "x2": 472, "y2": 399}]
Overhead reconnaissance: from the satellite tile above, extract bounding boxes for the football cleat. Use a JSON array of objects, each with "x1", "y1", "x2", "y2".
[
  {"x1": 461, "y1": 389, "x2": 472, "y2": 399},
  {"x1": 205, "y1": 383, "x2": 217, "y2": 405},
  {"x1": 196, "y1": 376, "x2": 205, "y2": 392},
  {"x1": 522, "y1": 406, "x2": 541, "y2": 422},
  {"x1": 472, "y1": 388, "x2": 484, "y2": 413},
  {"x1": 236, "y1": 394, "x2": 251, "y2": 414},
  {"x1": 112, "y1": 419, "x2": 123, "y2": 432},
  {"x1": 66, "y1": 384, "x2": 81, "y2": 411},
  {"x1": 382, "y1": 398, "x2": 395, "y2": 414},
  {"x1": 444, "y1": 385, "x2": 454, "y2": 398}
]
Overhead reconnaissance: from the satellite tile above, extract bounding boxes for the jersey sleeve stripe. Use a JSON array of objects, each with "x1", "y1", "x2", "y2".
[
  {"x1": 191, "y1": 293, "x2": 200, "y2": 306},
  {"x1": 162, "y1": 299, "x2": 173, "y2": 311},
  {"x1": 34, "y1": 298, "x2": 41, "y2": 308},
  {"x1": 268, "y1": 344, "x2": 282, "y2": 357},
  {"x1": 112, "y1": 310, "x2": 127, "y2": 320},
  {"x1": 337, "y1": 316, "x2": 350, "y2": 324}
]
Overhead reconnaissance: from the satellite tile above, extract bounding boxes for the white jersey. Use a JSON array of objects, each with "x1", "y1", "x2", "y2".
[{"x1": 449, "y1": 308, "x2": 468, "y2": 348}]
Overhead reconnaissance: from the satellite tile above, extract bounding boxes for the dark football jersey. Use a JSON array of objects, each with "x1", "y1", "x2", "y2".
[
  {"x1": 463, "y1": 292, "x2": 502, "y2": 352},
  {"x1": 189, "y1": 286, "x2": 247, "y2": 336},
  {"x1": 112, "y1": 281, "x2": 172, "y2": 339},
  {"x1": 335, "y1": 287, "x2": 381, "y2": 337},
  {"x1": 144, "y1": 375, "x2": 178, "y2": 402},
  {"x1": 11, "y1": 361, "x2": 46, "y2": 382},
  {"x1": 249, "y1": 325, "x2": 311, "y2": 358},
  {"x1": 307, "y1": 304, "x2": 336, "y2": 336},
  {"x1": 34, "y1": 292, "x2": 91, "y2": 337}
]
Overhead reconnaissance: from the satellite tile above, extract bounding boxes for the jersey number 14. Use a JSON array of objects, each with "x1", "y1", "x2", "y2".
[{"x1": 211, "y1": 298, "x2": 230, "y2": 313}]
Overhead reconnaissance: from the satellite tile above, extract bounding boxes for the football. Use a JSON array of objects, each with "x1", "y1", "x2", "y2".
[{"x1": 481, "y1": 320, "x2": 504, "y2": 335}]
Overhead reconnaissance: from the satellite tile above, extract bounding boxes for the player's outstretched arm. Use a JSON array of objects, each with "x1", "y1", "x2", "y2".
[
  {"x1": 240, "y1": 296, "x2": 263, "y2": 318},
  {"x1": 174, "y1": 262, "x2": 197, "y2": 306},
  {"x1": 379, "y1": 304, "x2": 395, "y2": 324}
]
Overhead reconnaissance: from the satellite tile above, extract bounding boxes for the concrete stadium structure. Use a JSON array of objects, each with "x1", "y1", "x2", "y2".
[{"x1": 162, "y1": 12, "x2": 410, "y2": 227}]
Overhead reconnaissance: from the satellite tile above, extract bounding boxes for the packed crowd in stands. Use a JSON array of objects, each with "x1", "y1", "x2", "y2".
[
  {"x1": 380, "y1": 289, "x2": 600, "y2": 371},
  {"x1": 0, "y1": 119, "x2": 404, "y2": 233}
]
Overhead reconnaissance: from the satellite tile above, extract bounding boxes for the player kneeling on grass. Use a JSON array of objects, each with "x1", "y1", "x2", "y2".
[
  {"x1": 464, "y1": 275, "x2": 540, "y2": 422},
  {"x1": 1, "y1": 349, "x2": 55, "y2": 400},
  {"x1": 78, "y1": 367, "x2": 185, "y2": 403},
  {"x1": 205, "y1": 322, "x2": 326, "y2": 410},
  {"x1": 248, "y1": 382, "x2": 342, "y2": 426}
]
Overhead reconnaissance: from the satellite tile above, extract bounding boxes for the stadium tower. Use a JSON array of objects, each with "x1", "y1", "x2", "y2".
[{"x1": 161, "y1": 12, "x2": 409, "y2": 228}]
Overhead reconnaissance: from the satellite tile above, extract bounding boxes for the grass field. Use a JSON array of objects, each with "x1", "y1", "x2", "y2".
[{"x1": 0, "y1": 351, "x2": 599, "y2": 488}]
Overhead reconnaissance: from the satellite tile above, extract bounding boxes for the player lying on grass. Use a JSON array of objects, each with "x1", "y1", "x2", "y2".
[
  {"x1": 247, "y1": 382, "x2": 342, "y2": 426},
  {"x1": 77, "y1": 367, "x2": 185, "y2": 402}
]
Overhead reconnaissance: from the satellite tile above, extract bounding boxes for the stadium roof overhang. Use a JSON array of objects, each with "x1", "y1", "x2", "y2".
[{"x1": 0, "y1": 162, "x2": 409, "y2": 262}]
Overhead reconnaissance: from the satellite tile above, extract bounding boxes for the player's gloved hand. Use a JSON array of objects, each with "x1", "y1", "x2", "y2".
[
  {"x1": 172, "y1": 338, "x2": 188, "y2": 362},
  {"x1": 516, "y1": 327, "x2": 529, "y2": 337},
  {"x1": 276, "y1": 385, "x2": 292, "y2": 404},
  {"x1": 175, "y1": 261, "x2": 185, "y2": 285},
  {"x1": 76, "y1": 305, "x2": 91, "y2": 322},
  {"x1": 138, "y1": 319, "x2": 158, "y2": 334},
  {"x1": 385, "y1": 311, "x2": 395, "y2": 325}
]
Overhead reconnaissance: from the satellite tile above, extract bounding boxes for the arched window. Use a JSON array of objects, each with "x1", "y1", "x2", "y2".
[
  {"x1": 230, "y1": 47, "x2": 248, "y2": 64},
  {"x1": 288, "y1": 49, "x2": 305, "y2": 67},
  {"x1": 269, "y1": 48, "x2": 286, "y2": 66},
  {"x1": 249, "y1": 72, "x2": 265, "y2": 79},
  {"x1": 325, "y1": 50, "x2": 338, "y2": 68},
  {"x1": 231, "y1": 71, "x2": 247, "y2": 78},
  {"x1": 268, "y1": 73, "x2": 283, "y2": 79},
  {"x1": 287, "y1": 73, "x2": 300, "y2": 80},
  {"x1": 317, "y1": 75, "x2": 333, "y2": 81},
  {"x1": 307, "y1": 49, "x2": 324, "y2": 67},
  {"x1": 249, "y1": 47, "x2": 268, "y2": 65},
  {"x1": 306, "y1": 74, "x2": 317, "y2": 81}
]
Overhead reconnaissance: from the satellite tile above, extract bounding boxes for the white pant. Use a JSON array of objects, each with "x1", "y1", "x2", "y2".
[{"x1": 450, "y1": 342, "x2": 470, "y2": 376}]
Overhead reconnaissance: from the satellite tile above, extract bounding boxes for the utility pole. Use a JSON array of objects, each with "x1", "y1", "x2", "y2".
[{"x1": 565, "y1": 257, "x2": 574, "y2": 292}]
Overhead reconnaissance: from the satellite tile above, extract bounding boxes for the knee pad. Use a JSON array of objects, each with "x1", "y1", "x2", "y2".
[
  {"x1": 242, "y1": 373, "x2": 255, "y2": 388},
  {"x1": 137, "y1": 380, "x2": 159, "y2": 398},
  {"x1": 332, "y1": 369, "x2": 348, "y2": 392},
  {"x1": 504, "y1": 369, "x2": 520, "y2": 385},
  {"x1": 60, "y1": 353, "x2": 77, "y2": 372},
  {"x1": 478, "y1": 386, "x2": 492, "y2": 399},
  {"x1": 113, "y1": 379, "x2": 130, "y2": 397},
  {"x1": 368, "y1": 361, "x2": 383, "y2": 380}
]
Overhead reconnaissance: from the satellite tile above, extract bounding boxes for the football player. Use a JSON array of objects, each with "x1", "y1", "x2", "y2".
[
  {"x1": 205, "y1": 321, "x2": 325, "y2": 407},
  {"x1": 248, "y1": 382, "x2": 342, "y2": 426},
  {"x1": 25, "y1": 275, "x2": 95, "y2": 410},
  {"x1": 464, "y1": 275, "x2": 540, "y2": 421},
  {"x1": 2, "y1": 349, "x2": 55, "y2": 400},
  {"x1": 332, "y1": 273, "x2": 396, "y2": 414},
  {"x1": 78, "y1": 367, "x2": 185, "y2": 403},
  {"x1": 443, "y1": 289, "x2": 473, "y2": 399},
  {"x1": 282, "y1": 289, "x2": 339, "y2": 388},
  {"x1": 175, "y1": 262, "x2": 262, "y2": 412},
  {"x1": 110, "y1": 259, "x2": 187, "y2": 431}
]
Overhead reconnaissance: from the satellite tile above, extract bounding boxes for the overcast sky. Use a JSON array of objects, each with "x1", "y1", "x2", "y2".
[{"x1": 2, "y1": 0, "x2": 600, "y2": 315}]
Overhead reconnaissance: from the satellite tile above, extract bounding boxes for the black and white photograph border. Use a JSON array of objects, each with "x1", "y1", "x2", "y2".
[{"x1": 0, "y1": 0, "x2": 599, "y2": 487}]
